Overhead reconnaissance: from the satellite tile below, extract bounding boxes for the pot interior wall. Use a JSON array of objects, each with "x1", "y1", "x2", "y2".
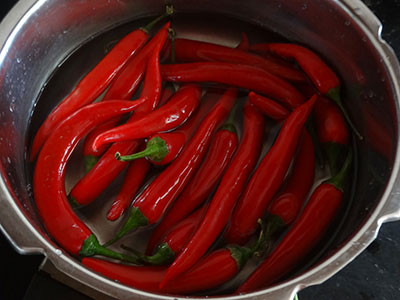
[{"x1": 0, "y1": 0, "x2": 397, "y2": 296}]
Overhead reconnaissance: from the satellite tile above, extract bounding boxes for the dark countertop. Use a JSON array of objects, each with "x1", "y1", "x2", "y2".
[{"x1": 0, "y1": 1, "x2": 399, "y2": 300}]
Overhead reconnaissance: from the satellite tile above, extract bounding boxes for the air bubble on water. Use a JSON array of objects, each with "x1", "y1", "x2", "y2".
[
  {"x1": 344, "y1": 20, "x2": 351, "y2": 26},
  {"x1": 7, "y1": 157, "x2": 11, "y2": 164},
  {"x1": 381, "y1": 77, "x2": 386, "y2": 82},
  {"x1": 368, "y1": 90, "x2": 374, "y2": 98},
  {"x1": 301, "y1": 3, "x2": 308, "y2": 10},
  {"x1": 16, "y1": 57, "x2": 21, "y2": 63},
  {"x1": 63, "y1": 30, "x2": 68, "y2": 34},
  {"x1": 362, "y1": 36, "x2": 367, "y2": 42},
  {"x1": 55, "y1": 249, "x2": 62, "y2": 256}
]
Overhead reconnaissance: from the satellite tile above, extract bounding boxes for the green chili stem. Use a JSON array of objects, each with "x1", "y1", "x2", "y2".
[{"x1": 141, "y1": 5, "x2": 174, "y2": 33}]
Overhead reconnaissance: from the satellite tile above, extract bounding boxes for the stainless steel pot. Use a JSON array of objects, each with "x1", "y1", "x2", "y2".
[{"x1": 0, "y1": 0, "x2": 399, "y2": 299}]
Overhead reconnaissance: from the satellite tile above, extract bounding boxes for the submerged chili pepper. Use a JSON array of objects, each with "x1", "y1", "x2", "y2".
[
  {"x1": 104, "y1": 88, "x2": 237, "y2": 246},
  {"x1": 268, "y1": 130, "x2": 315, "y2": 225},
  {"x1": 160, "y1": 101, "x2": 264, "y2": 286},
  {"x1": 30, "y1": 8, "x2": 172, "y2": 160},
  {"x1": 224, "y1": 95, "x2": 317, "y2": 245},
  {"x1": 314, "y1": 96, "x2": 349, "y2": 175},
  {"x1": 248, "y1": 91, "x2": 290, "y2": 120},
  {"x1": 173, "y1": 38, "x2": 305, "y2": 82},
  {"x1": 237, "y1": 150, "x2": 352, "y2": 293},
  {"x1": 69, "y1": 85, "x2": 197, "y2": 206},
  {"x1": 251, "y1": 43, "x2": 362, "y2": 139},
  {"x1": 83, "y1": 246, "x2": 251, "y2": 295},
  {"x1": 91, "y1": 84, "x2": 202, "y2": 152},
  {"x1": 146, "y1": 100, "x2": 239, "y2": 254},
  {"x1": 105, "y1": 87, "x2": 176, "y2": 221},
  {"x1": 115, "y1": 90, "x2": 216, "y2": 165},
  {"x1": 33, "y1": 99, "x2": 145, "y2": 260},
  {"x1": 83, "y1": 25, "x2": 169, "y2": 158},
  {"x1": 123, "y1": 205, "x2": 209, "y2": 265},
  {"x1": 160, "y1": 62, "x2": 304, "y2": 108}
]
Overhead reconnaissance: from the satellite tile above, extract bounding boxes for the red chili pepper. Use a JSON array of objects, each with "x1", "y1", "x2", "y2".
[
  {"x1": 314, "y1": 96, "x2": 349, "y2": 175},
  {"x1": 82, "y1": 246, "x2": 251, "y2": 295},
  {"x1": 123, "y1": 204, "x2": 209, "y2": 265},
  {"x1": 250, "y1": 43, "x2": 362, "y2": 139},
  {"x1": 145, "y1": 100, "x2": 239, "y2": 254},
  {"x1": 104, "y1": 88, "x2": 237, "y2": 246},
  {"x1": 248, "y1": 91, "x2": 290, "y2": 120},
  {"x1": 83, "y1": 25, "x2": 170, "y2": 158},
  {"x1": 160, "y1": 62, "x2": 304, "y2": 108},
  {"x1": 237, "y1": 150, "x2": 352, "y2": 293},
  {"x1": 115, "y1": 90, "x2": 216, "y2": 165},
  {"x1": 268, "y1": 130, "x2": 315, "y2": 225},
  {"x1": 30, "y1": 9, "x2": 172, "y2": 160},
  {"x1": 224, "y1": 95, "x2": 317, "y2": 245},
  {"x1": 160, "y1": 101, "x2": 264, "y2": 286},
  {"x1": 69, "y1": 85, "x2": 198, "y2": 206},
  {"x1": 33, "y1": 99, "x2": 145, "y2": 261},
  {"x1": 91, "y1": 84, "x2": 202, "y2": 153},
  {"x1": 106, "y1": 151, "x2": 150, "y2": 221},
  {"x1": 105, "y1": 86, "x2": 176, "y2": 221},
  {"x1": 236, "y1": 32, "x2": 250, "y2": 51},
  {"x1": 173, "y1": 39, "x2": 305, "y2": 82}
]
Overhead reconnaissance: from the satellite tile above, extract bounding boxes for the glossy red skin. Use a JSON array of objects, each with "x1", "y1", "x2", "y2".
[
  {"x1": 161, "y1": 102, "x2": 264, "y2": 285},
  {"x1": 103, "y1": 87, "x2": 175, "y2": 221},
  {"x1": 133, "y1": 88, "x2": 237, "y2": 224},
  {"x1": 70, "y1": 86, "x2": 194, "y2": 206},
  {"x1": 173, "y1": 39, "x2": 305, "y2": 82},
  {"x1": 251, "y1": 43, "x2": 340, "y2": 95},
  {"x1": 33, "y1": 99, "x2": 145, "y2": 255},
  {"x1": 146, "y1": 118, "x2": 239, "y2": 254},
  {"x1": 82, "y1": 249, "x2": 238, "y2": 294},
  {"x1": 160, "y1": 62, "x2": 304, "y2": 108},
  {"x1": 162, "y1": 205, "x2": 208, "y2": 255},
  {"x1": 314, "y1": 96, "x2": 349, "y2": 145},
  {"x1": 236, "y1": 32, "x2": 250, "y2": 51},
  {"x1": 83, "y1": 29, "x2": 167, "y2": 157},
  {"x1": 147, "y1": 93, "x2": 216, "y2": 165},
  {"x1": 224, "y1": 95, "x2": 317, "y2": 245},
  {"x1": 30, "y1": 27, "x2": 149, "y2": 160},
  {"x1": 268, "y1": 130, "x2": 315, "y2": 225},
  {"x1": 248, "y1": 91, "x2": 290, "y2": 120},
  {"x1": 92, "y1": 85, "x2": 202, "y2": 152},
  {"x1": 106, "y1": 154, "x2": 150, "y2": 221},
  {"x1": 237, "y1": 183, "x2": 343, "y2": 293}
]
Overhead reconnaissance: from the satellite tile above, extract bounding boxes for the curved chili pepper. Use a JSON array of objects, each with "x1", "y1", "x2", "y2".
[
  {"x1": 69, "y1": 85, "x2": 196, "y2": 206},
  {"x1": 160, "y1": 62, "x2": 304, "y2": 108},
  {"x1": 145, "y1": 99, "x2": 239, "y2": 254},
  {"x1": 224, "y1": 95, "x2": 317, "y2": 245},
  {"x1": 104, "y1": 88, "x2": 237, "y2": 246},
  {"x1": 30, "y1": 9, "x2": 172, "y2": 160},
  {"x1": 115, "y1": 90, "x2": 216, "y2": 165},
  {"x1": 82, "y1": 246, "x2": 250, "y2": 295},
  {"x1": 91, "y1": 84, "x2": 202, "y2": 152},
  {"x1": 106, "y1": 150, "x2": 150, "y2": 221},
  {"x1": 248, "y1": 91, "x2": 290, "y2": 120},
  {"x1": 237, "y1": 150, "x2": 352, "y2": 293},
  {"x1": 173, "y1": 39, "x2": 305, "y2": 82},
  {"x1": 123, "y1": 205, "x2": 209, "y2": 265},
  {"x1": 314, "y1": 96, "x2": 349, "y2": 175},
  {"x1": 268, "y1": 130, "x2": 315, "y2": 225},
  {"x1": 236, "y1": 32, "x2": 250, "y2": 51},
  {"x1": 83, "y1": 25, "x2": 169, "y2": 158},
  {"x1": 33, "y1": 99, "x2": 145, "y2": 260},
  {"x1": 251, "y1": 43, "x2": 362, "y2": 139},
  {"x1": 160, "y1": 101, "x2": 264, "y2": 286},
  {"x1": 105, "y1": 86, "x2": 176, "y2": 221}
]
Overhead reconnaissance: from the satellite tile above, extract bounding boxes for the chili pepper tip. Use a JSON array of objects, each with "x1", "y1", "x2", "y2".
[{"x1": 326, "y1": 87, "x2": 363, "y2": 140}]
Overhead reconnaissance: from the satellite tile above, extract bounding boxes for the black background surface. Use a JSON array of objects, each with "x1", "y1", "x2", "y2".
[{"x1": 0, "y1": 1, "x2": 399, "y2": 299}]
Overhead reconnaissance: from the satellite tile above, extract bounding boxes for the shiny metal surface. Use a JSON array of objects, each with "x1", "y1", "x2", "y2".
[{"x1": 0, "y1": 0, "x2": 399, "y2": 300}]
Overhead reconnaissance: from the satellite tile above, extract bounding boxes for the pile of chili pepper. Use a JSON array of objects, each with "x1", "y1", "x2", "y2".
[{"x1": 31, "y1": 6, "x2": 357, "y2": 297}]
